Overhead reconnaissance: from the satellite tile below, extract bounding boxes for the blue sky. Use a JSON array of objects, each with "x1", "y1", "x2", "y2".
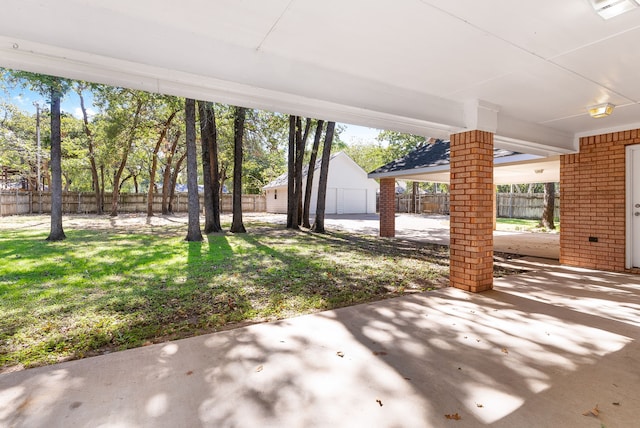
[
  {"x1": 6, "y1": 86, "x2": 96, "y2": 119},
  {"x1": 339, "y1": 124, "x2": 380, "y2": 144}
]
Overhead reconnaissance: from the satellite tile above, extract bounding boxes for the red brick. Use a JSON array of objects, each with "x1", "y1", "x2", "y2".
[
  {"x1": 560, "y1": 129, "x2": 639, "y2": 273},
  {"x1": 449, "y1": 131, "x2": 494, "y2": 292}
]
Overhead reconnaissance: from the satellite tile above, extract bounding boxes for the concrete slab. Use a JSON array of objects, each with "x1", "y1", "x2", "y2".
[
  {"x1": 321, "y1": 213, "x2": 560, "y2": 260},
  {"x1": 1, "y1": 264, "x2": 639, "y2": 427}
]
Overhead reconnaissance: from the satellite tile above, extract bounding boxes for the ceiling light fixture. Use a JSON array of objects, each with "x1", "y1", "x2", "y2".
[
  {"x1": 587, "y1": 102, "x2": 615, "y2": 118},
  {"x1": 590, "y1": 0, "x2": 639, "y2": 19}
]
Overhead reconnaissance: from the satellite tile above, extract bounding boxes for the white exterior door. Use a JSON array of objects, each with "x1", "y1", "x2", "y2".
[{"x1": 627, "y1": 145, "x2": 640, "y2": 268}]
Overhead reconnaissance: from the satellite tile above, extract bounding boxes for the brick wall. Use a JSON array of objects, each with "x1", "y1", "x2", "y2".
[
  {"x1": 560, "y1": 129, "x2": 640, "y2": 272},
  {"x1": 449, "y1": 130, "x2": 494, "y2": 292},
  {"x1": 379, "y1": 177, "x2": 396, "y2": 237}
]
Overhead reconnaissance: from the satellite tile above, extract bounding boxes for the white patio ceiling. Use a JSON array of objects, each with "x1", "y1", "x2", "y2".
[{"x1": 2, "y1": 1, "x2": 640, "y2": 157}]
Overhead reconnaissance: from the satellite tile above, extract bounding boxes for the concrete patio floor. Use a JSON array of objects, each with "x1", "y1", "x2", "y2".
[
  {"x1": 1, "y1": 259, "x2": 639, "y2": 427},
  {"x1": 323, "y1": 214, "x2": 560, "y2": 260}
]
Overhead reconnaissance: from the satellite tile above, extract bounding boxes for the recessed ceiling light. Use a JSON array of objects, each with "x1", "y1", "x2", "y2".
[
  {"x1": 590, "y1": 0, "x2": 639, "y2": 19},
  {"x1": 587, "y1": 103, "x2": 615, "y2": 118}
]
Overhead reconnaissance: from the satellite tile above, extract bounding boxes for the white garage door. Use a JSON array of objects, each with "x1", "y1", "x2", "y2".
[
  {"x1": 325, "y1": 188, "x2": 337, "y2": 214},
  {"x1": 343, "y1": 189, "x2": 367, "y2": 214}
]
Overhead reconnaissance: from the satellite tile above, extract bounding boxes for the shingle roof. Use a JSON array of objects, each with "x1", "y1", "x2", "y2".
[{"x1": 368, "y1": 139, "x2": 519, "y2": 176}]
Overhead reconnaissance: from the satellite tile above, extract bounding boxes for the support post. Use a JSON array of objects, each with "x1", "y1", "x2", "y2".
[
  {"x1": 379, "y1": 177, "x2": 396, "y2": 237},
  {"x1": 449, "y1": 130, "x2": 494, "y2": 292}
]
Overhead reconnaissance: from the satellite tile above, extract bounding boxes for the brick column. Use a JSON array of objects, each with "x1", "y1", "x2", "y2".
[
  {"x1": 379, "y1": 177, "x2": 395, "y2": 237},
  {"x1": 449, "y1": 130, "x2": 494, "y2": 292}
]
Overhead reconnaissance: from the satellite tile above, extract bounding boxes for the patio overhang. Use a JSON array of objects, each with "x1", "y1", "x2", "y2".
[
  {"x1": 369, "y1": 154, "x2": 560, "y2": 185},
  {"x1": 2, "y1": 1, "x2": 640, "y2": 153}
]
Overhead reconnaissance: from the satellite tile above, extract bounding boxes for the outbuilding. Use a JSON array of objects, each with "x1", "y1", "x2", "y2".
[{"x1": 263, "y1": 152, "x2": 379, "y2": 215}]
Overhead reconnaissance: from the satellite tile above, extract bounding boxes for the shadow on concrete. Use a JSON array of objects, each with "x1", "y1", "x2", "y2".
[{"x1": 2, "y1": 264, "x2": 638, "y2": 427}]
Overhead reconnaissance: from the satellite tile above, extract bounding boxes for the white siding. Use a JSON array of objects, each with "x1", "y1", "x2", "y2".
[
  {"x1": 265, "y1": 188, "x2": 288, "y2": 214},
  {"x1": 264, "y1": 152, "x2": 379, "y2": 214}
]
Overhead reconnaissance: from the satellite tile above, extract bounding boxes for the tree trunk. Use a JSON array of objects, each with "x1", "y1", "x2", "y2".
[
  {"x1": 46, "y1": 85, "x2": 66, "y2": 241},
  {"x1": 198, "y1": 101, "x2": 222, "y2": 233},
  {"x1": 230, "y1": 106, "x2": 247, "y2": 233},
  {"x1": 184, "y1": 98, "x2": 203, "y2": 241},
  {"x1": 110, "y1": 100, "x2": 143, "y2": 217},
  {"x1": 206, "y1": 105, "x2": 222, "y2": 230},
  {"x1": 295, "y1": 117, "x2": 311, "y2": 226},
  {"x1": 77, "y1": 88, "x2": 102, "y2": 215},
  {"x1": 100, "y1": 164, "x2": 105, "y2": 213},
  {"x1": 198, "y1": 101, "x2": 214, "y2": 233},
  {"x1": 411, "y1": 181, "x2": 419, "y2": 213},
  {"x1": 540, "y1": 182, "x2": 556, "y2": 230},
  {"x1": 63, "y1": 173, "x2": 71, "y2": 192},
  {"x1": 162, "y1": 130, "x2": 181, "y2": 214},
  {"x1": 119, "y1": 174, "x2": 132, "y2": 191},
  {"x1": 286, "y1": 115, "x2": 296, "y2": 228},
  {"x1": 312, "y1": 121, "x2": 336, "y2": 233},
  {"x1": 168, "y1": 151, "x2": 186, "y2": 213},
  {"x1": 219, "y1": 162, "x2": 228, "y2": 203},
  {"x1": 302, "y1": 120, "x2": 324, "y2": 228},
  {"x1": 147, "y1": 110, "x2": 177, "y2": 216}
]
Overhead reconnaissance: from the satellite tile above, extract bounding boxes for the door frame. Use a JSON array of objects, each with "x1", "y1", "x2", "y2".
[{"x1": 626, "y1": 144, "x2": 640, "y2": 269}]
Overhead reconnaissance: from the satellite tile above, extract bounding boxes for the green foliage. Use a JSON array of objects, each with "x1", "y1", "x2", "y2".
[
  {"x1": 377, "y1": 130, "x2": 426, "y2": 160},
  {"x1": 0, "y1": 68, "x2": 336, "y2": 195},
  {"x1": 4, "y1": 69, "x2": 72, "y2": 101},
  {"x1": 0, "y1": 103, "x2": 42, "y2": 182},
  {"x1": 342, "y1": 141, "x2": 390, "y2": 173}
]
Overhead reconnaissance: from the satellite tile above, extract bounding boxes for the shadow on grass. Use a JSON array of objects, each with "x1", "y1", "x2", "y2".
[{"x1": 0, "y1": 219, "x2": 518, "y2": 371}]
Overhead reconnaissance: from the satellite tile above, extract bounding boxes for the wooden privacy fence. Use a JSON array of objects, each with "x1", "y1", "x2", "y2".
[
  {"x1": 0, "y1": 191, "x2": 266, "y2": 217},
  {"x1": 387, "y1": 193, "x2": 559, "y2": 219},
  {"x1": 496, "y1": 193, "x2": 560, "y2": 219}
]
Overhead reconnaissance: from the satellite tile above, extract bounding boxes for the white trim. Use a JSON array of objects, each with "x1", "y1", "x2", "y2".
[
  {"x1": 494, "y1": 135, "x2": 576, "y2": 156},
  {"x1": 494, "y1": 153, "x2": 543, "y2": 165}
]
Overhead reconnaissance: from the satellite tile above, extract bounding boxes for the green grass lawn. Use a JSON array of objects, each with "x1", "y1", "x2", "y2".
[
  {"x1": 496, "y1": 217, "x2": 560, "y2": 232},
  {"x1": 0, "y1": 215, "x2": 461, "y2": 372}
]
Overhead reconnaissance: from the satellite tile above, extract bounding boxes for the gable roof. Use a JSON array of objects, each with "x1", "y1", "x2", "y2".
[
  {"x1": 369, "y1": 139, "x2": 519, "y2": 176},
  {"x1": 263, "y1": 152, "x2": 340, "y2": 189},
  {"x1": 368, "y1": 140, "x2": 560, "y2": 185}
]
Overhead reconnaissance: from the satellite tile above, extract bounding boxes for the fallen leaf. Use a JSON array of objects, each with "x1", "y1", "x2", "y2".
[
  {"x1": 336, "y1": 351, "x2": 344, "y2": 358},
  {"x1": 186, "y1": 370, "x2": 193, "y2": 376},
  {"x1": 501, "y1": 348, "x2": 509, "y2": 354},
  {"x1": 582, "y1": 404, "x2": 599, "y2": 418},
  {"x1": 255, "y1": 365, "x2": 263, "y2": 372},
  {"x1": 445, "y1": 413, "x2": 461, "y2": 420},
  {"x1": 376, "y1": 399, "x2": 383, "y2": 407}
]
